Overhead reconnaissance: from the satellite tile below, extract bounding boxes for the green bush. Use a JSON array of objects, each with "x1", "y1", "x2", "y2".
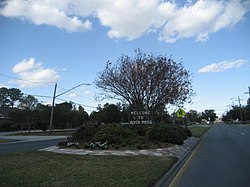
[
  {"x1": 93, "y1": 124, "x2": 138, "y2": 145},
  {"x1": 72, "y1": 124, "x2": 98, "y2": 142},
  {"x1": 147, "y1": 125, "x2": 190, "y2": 145},
  {"x1": 0, "y1": 122, "x2": 20, "y2": 131},
  {"x1": 70, "y1": 123, "x2": 191, "y2": 149},
  {"x1": 36, "y1": 122, "x2": 47, "y2": 132}
]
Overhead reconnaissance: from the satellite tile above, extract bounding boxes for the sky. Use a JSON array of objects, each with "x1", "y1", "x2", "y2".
[{"x1": 0, "y1": 0, "x2": 250, "y2": 116}]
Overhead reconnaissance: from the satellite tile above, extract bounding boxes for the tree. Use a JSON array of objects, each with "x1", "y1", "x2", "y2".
[
  {"x1": 95, "y1": 49, "x2": 193, "y2": 113},
  {"x1": 18, "y1": 95, "x2": 38, "y2": 110},
  {"x1": 0, "y1": 87, "x2": 23, "y2": 108},
  {"x1": 102, "y1": 103, "x2": 121, "y2": 124},
  {"x1": 201, "y1": 109, "x2": 217, "y2": 122},
  {"x1": 223, "y1": 105, "x2": 250, "y2": 123},
  {"x1": 54, "y1": 102, "x2": 73, "y2": 128},
  {"x1": 77, "y1": 105, "x2": 89, "y2": 125},
  {"x1": 17, "y1": 95, "x2": 38, "y2": 132},
  {"x1": 70, "y1": 105, "x2": 89, "y2": 128},
  {"x1": 89, "y1": 110, "x2": 103, "y2": 124},
  {"x1": 89, "y1": 103, "x2": 121, "y2": 124},
  {"x1": 8, "y1": 88, "x2": 23, "y2": 108},
  {"x1": 186, "y1": 110, "x2": 201, "y2": 124},
  {"x1": 35, "y1": 103, "x2": 51, "y2": 131},
  {"x1": 0, "y1": 87, "x2": 10, "y2": 107}
]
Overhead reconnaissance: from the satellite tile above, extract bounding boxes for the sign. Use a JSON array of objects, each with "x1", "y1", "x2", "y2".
[
  {"x1": 176, "y1": 108, "x2": 186, "y2": 118},
  {"x1": 130, "y1": 110, "x2": 152, "y2": 125}
]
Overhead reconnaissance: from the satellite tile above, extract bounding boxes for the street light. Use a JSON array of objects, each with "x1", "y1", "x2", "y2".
[{"x1": 49, "y1": 83, "x2": 90, "y2": 134}]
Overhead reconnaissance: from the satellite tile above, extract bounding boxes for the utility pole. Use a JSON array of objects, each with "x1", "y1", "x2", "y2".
[
  {"x1": 49, "y1": 83, "x2": 90, "y2": 134},
  {"x1": 237, "y1": 96, "x2": 243, "y2": 124},
  {"x1": 244, "y1": 86, "x2": 250, "y2": 98},
  {"x1": 49, "y1": 83, "x2": 57, "y2": 134},
  {"x1": 244, "y1": 86, "x2": 250, "y2": 105},
  {"x1": 230, "y1": 96, "x2": 243, "y2": 124}
]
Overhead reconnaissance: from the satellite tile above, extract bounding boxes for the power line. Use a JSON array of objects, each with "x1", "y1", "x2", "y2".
[
  {"x1": 23, "y1": 93, "x2": 53, "y2": 99},
  {"x1": 0, "y1": 73, "x2": 95, "y2": 101},
  {"x1": 1, "y1": 74, "x2": 97, "y2": 109},
  {"x1": 56, "y1": 85, "x2": 95, "y2": 102},
  {"x1": 22, "y1": 93, "x2": 97, "y2": 109},
  {"x1": 56, "y1": 97, "x2": 97, "y2": 109}
]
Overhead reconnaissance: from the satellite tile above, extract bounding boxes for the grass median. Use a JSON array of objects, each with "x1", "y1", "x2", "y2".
[
  {"x1": 9, "y1": 130, "x2": 75, "y2": 136},
  {"x1": 189, "y1": 126, "x2": 210, "y2": 138},
  {"x1": 0, "y1": 139, "x2": 19, "y2": 143},
  {"x1": 0, "y1": 151, "x2": 177, "y2": 187}
]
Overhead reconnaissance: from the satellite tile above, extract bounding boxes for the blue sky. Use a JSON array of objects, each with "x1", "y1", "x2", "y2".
[{"x1": 0, "y1": 0, "x2": 249, "y2": 116}]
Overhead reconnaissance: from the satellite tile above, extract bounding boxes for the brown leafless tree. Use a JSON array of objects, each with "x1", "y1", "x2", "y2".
[{"x1": 95, "y1": 49, "x2": 194, "y2": 112}]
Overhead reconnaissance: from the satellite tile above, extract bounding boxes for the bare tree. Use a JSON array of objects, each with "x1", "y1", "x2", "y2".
[{"x1": 95, "y1": 49, "x2": 194, "y2": 112}]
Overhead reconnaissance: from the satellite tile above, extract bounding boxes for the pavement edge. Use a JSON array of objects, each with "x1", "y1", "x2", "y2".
[{"x1": 153, "y1": 127, "x2": 210, "y2": 187}]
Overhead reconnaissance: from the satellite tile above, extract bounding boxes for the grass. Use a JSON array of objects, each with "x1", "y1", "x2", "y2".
[
  {"x1": 0, "y1": 139, "x2": 19, "y2": 143},
  {"x1": 0, "y1": 151, "x2": 177, "y2": 187},
  {"x1": 9, "y1": 130, "x2": 75, "y2": 136},
  {"x1": 189, "y1": 126, "x2": 210, "y2": 138}
]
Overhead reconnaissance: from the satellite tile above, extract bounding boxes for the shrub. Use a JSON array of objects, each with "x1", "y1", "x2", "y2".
[
  {"x1": 0, "y1": 122, "x2": 20, "y2": 131},
  {"x1": 93, "y1": 124, "x2": 137, "y2": 145},
  {"x1": 69, "y1": 123, "x2": 191, "y2": 149},
  {"x1": 71, "y1": 124, "x2": 98, "y2": 142},
  {"x1": 37, "y1": 122, "x2": 47, "y2": 132},
  {"x1": 147, "y1": 125, "x2": 190, "y2": 145}
]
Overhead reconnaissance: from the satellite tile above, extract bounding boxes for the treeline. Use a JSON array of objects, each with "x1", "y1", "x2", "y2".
[
  {"x1": 222, "y1": 105, "x2": 250, "y2": 123},
  {"x1": 0, "y1": 87, "x2": 89, "y2": 131},
  {"x1": 90, "y1": 106, "x2": 218, "y2": 125},
  {"x1": 10, "y1": 102, "x2": 89, "y2": 131},
  {"x1": 1, "y1": 87, "x2": 220, "y2": 131}
]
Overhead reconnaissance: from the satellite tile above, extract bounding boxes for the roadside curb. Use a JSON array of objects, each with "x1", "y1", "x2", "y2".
[{"x1": 154, "y1": 128, "x2": 210, "y2": 187}]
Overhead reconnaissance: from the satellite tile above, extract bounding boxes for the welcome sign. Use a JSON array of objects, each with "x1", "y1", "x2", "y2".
[{"x1": 129, "y1": 110, "x2": 153, "y2": 125}]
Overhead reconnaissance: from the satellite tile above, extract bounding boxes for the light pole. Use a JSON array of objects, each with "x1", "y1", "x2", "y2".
[{"x1": 49, "y1": 83, "x2": 90, "y2": 134}]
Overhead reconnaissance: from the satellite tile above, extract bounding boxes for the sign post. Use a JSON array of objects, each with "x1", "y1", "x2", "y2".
[{"x1": 176, "y1": 108, "x2": 187, "y2": 128}]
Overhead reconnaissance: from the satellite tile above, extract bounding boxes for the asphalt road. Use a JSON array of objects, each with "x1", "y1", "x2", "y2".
[
  {"x1": 171, "y1": 124, "x2": 250, "y2": 187},
  {"x1": 0, "y1": 138, "x2": 66, "y2": 154}
]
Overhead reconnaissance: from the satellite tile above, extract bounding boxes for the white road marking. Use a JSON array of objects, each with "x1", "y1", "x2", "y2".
[{"x1": 240, "y1": 132, "x2": 245, "y2": 135}]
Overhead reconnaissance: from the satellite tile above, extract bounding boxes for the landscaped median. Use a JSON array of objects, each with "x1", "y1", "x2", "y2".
[
  {"x1": 0, "y1": 125, "x2": 210, "y2": 187},
  {"x1": 0, "y1": 151, "x2": 177, "y2": 187}
]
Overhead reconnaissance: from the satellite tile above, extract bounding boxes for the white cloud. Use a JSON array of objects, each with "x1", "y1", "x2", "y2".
[
  {"x1": 0, "y1": 0, "x2": 249, "y2": 42},
  {"x1": 12, "y1": 58, "x2": 60, "y2": 87},
  {"x1": 159, "y1": 0, "x2": 249, "y2": 42},
  {"x1": 13, "y1": 58, "x2": 41, "y2": 73},
  {"x1": 0, "y1": 0, "x2": 92, "y2": 32},
  {"x1": 97, "y1": 0, "x2": 175, "y2": 40},
  {"x1": 198, "y1": 59, "x2": 247, "y2": 73}
]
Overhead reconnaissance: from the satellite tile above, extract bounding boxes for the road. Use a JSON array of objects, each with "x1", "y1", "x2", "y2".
[
  {"x1": 0, "y1": 138, "x2": 66, "y2": 154},
  {"x1": 170, "y1": 124, "x2": 250, "y2": 187},
  {"x1": 0, "y1": 132, "x2": 66, "y2": 154}
]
